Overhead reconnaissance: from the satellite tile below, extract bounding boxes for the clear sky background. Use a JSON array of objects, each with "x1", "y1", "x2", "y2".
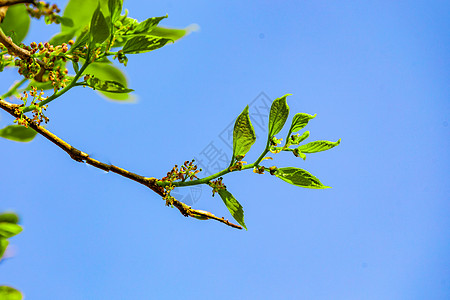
[{"x1": 1, "y1": 1, "x2": 449, "y2": 299}]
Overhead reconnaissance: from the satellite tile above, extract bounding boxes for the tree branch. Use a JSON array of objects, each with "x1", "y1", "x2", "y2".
[
  {"x1": 0, "y1": 98, "x2": 242, "y2": 230},
  {"x1": 0, "y1": 0, "x2": 35, "y2": 7}
]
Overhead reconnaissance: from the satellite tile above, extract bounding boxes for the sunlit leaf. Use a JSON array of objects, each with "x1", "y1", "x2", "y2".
[
  {"x1": 218, "y1": 189, "x2": 247, "y2": 230},
  {"x1": 0, "y1": 286, "x2": 22, "y2": 300},
  {"x1": 275, "y1": 167, "x2": 329, "y2": 189},
  {"x1": 286, "y1": 113, "x2": 316, "y2": 138},
  {"x1": 83, "y1": 63, "x2": 133, "y2": 101},
  {"x1": 0, "y1": 4, "x2": 30, "y2": 43},
  {"x1": 297, "y1": 139, "x2": 341, "y2": 153},
  {"x1": 0, "y1": 238, "x2": 8, "y2": 259},
  {"x1": 122, "y1": 36, "x2": 171, "y2": 54},
  {"x1": 0, "y1": 222, "x2": 23, "y2": 238},
  {"x1": 90, "y1": 5, "x2": 110, "y2": 46},
  {"x1": 85, "y1": 77, "x2": 133, "y2": 93},
  {"x1": 61, "y1": 0, "x2": 99, "y2": 32},
  {"x1": 0, "y1": 213, "x2": 19, "y2": 224},
  {"x1": 232, "y1": 105, "x2": 256, "y2": 160},
  {"x1": 133, "y1": 16, "x2": 167, "y2": 35},
  {"x1": 0, "y1": 125, "x2": 37, "y2": 142},
  {"x1": 268, "y1": 94, "x2": 290, "y2": 138},
  {"x1": 108, "y1": 0, "x2": 122, "y2": 23}
]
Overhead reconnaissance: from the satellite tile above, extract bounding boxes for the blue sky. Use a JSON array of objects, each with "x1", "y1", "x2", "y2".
[{"x1": 1, "y1": 1, "x2": 449, "y2": 299}]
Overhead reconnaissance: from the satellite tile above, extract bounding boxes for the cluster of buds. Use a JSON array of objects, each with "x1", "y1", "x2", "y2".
[
  {"x1": 15, "y1": 57, "x2": 40, "y2": 79},
  {"x1": 13, "y1": 106, "x2": 27, "y2": 127},
  {"x1": 161, "y1": 160, "x2": 201, "y2": 183},
  {"x1": 17, "y1": 87, "x2": 50, "y2": 125},
  {"x1": 208, "y1": 177, "x2": 226, "y2": 196},
  {"x1": 26, "y1": 2, "x2": 61, "y2": 24},
  {"x1": 163, "y1": 185, "x2": 176, "y2": 206},
  {"x1": 113, "y1": 50, "x2": 128, "y2": 66},
  {"x1": 253, "y1": 165, "x2": 278, "y2": 175}
]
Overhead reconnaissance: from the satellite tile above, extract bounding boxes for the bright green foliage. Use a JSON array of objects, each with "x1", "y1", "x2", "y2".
[
  {"x1": 275, "y1": 167, "x2": 330, "y2": 189},
  {"x1": 297, "y1": 139, "x2": 341, "y2": 154},
  {"x1": 122, "y1": 36, "x2": 171, "y2": 54},
  {"x1": 0, "y1": 223, "x2": 23, "y2": 239},
  {"x1": 268, "y1": 94, "x2": 291, "y2": 138},
  {"x1": 0, "y1": 238, "x2": 8, "y2": 259},
  {"x1": 0, "y1": 286, "x2": 22, "y2": 300},
  {"x1": 232, "y1": 105, "x2": 256, "y2": 161},
  {"x1": 108, "y1": 0, "x2": 122, "y2": 23},
  {"x1": 83, "y1": 63, "x2": 132, "y2": 101},
  {"x1": 84, "y1": 76, "x2": 134, "y2": 93},
  {"x1": 89, "y1": 5, "x2": 110, "y2": 47},
  {"x1": 0, "y1": 4, "x2": 30, "y2": 44},
  {"x1": 218, "y1": 189, "x2": 247, "y2": 230},
  {"x1": 286, "y1": 113, "x2": 316, "y2": 140},
  {"x1": 0, "y1": 125, "x2": 37, "y2": 142},
  {"x1": 0, "y1": 214, "x2": 19, "y2": 224}
]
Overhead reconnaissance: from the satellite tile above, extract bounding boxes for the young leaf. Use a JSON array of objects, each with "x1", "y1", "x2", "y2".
[
  {"x1": 0, "y1": 213, "x2": 19, "y2": 224},
  {"x1": 0, "y1": 238, "x2": 8, "y2": 260},
  {"x1": 268, "y1": 94, "x2": 291, "y2": 138},
  {"x1": 0, "y1": 125, "x2": 37, "y2": 142},
  {"x1": 83, "y1": 63, "x2": 133, "y2": 101},
  {"x1": 289, "y1": 131, "x2": 310, "y2": 146},
  {"x1": 232, "y1": 106, "x2": 256, "y2": 160},
  {"x1": 90, "y1": 5, "x2": 110, "y2": 46},
  {"x1": 0, "y1": 223, "x2": 23, "y2": 238},
  {"x1": 133, "y1": 16, "x2": 168, "y2": 35},
  {"x1": 275, "y1": 167, "x2": 330, "y2": 189},
  {"x1": 61, "y1": 0, "x2": 99, "y2": 33},
  {"x1": 122, "y1": 36, "x2": 172, "y2": 54},
  {"x1": 108, "y1": 0, "x2": 123, "y2": 23},
  {"x1": 149, "y1": 25, "x2": 199, "y2": 41},
  {"x1": 0, "y1": 4, "x2": 31, "y2": 43},
  {"x1": 218, "y1": 189, "x2": 247, "y2": 230},
  {"x1": 85, "y1": 77, "x2": 134, "y2": 93},
  {"x1": 297, "y1": 139, "x2": 341, "y2": 153},
  {"x1": 286, "y1": 113, "x2": 316, "y2": 138},
  {"x1": 0, "y1": 286, "x2": 22, "y2": 300}
]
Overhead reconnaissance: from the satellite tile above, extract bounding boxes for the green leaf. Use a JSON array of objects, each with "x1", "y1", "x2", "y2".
[
  {"x1": 90, "y1": 4, "x2": 110, "y2": 46},
  {"x1": 0, "y1": 4, "x2": 30, "y2": 43},
  {"x1": 275, "y1": 167, "x2": 329, "y2": 189},
  {"x1": 0, "y1": 286, "x2": 23, "y2": 300},
  {"x1": 287, "y1": 113, "x2": 316, "y2": 138},
  {"x1": 0, "y1": 213, "x2": 19, "y2": 224},
  {"x1": 85, "y1": 77, "x2": 133, "y2": 93},
  {"x1": 217, "y1": 189, "x2": 247, "y2": 230},
  {"x1": 149, "y1": 25, "x2": 198, "y2": 41},
  {"x1": 0, "y1": 125, "x2": 37, "y2": 142},
  {"x1": 61, "y1": 0, "x2": 99, "y2": 32},
  {"x1": 232, "y1": 105, "x2": 256, "y2": 160},
  {"x1": 133, "y1": 16, "x2": 167, "y2": 35},
  {"x1": 48, "y1": 29, "x2": 77, "y2": 46},
  {"x1": 297, "y1": 139, "x2": 341, "y2": 153},
  {"x1": 268, "y1": 94, "x2": 291, "y2": 138},
  {"x1": 0, "y1": 223, "x2": 23, "y2": 238},
  {"x1": 83, "y1": 63, "x2": 133, "y2": 101},
  {"x1": 69, "y1": 25, "x2": 90, "y2": 51},
  {"x1": 0, "y1": 238, "x2": 9, "y2": 259},
  {"x1": 122, "y1": 36, "x2": 172, "y2": 54},
  {"x1": 108, "y1": 0, "x2": 122, "y2": 23},
  {"x1": 290, "y1": 131, "x2": 310, "y2": 146}
]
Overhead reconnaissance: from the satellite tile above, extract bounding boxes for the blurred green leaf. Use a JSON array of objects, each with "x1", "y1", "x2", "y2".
[
  {"x1": 275, "y1": 167, "x2": 329, "y2": 189},
  {"x1": 287, "y1": 113, "x2": 316, "y2": 138},
  {"x1": 90, "y1": 4, "x2": 110, "y2": 46},
  {"x1": 0, "y1": 213, "x2": 19, "y2": 224},
  {"x1": 83, "y1": 63, "x2": 133, "y2": 101},
  {"x1": 122, "y1": 36, "x2": 171, "y2": 54},
  {"x1": 218, "y1": 189, "x2": 247, "y2": 230},
  {"x1": 149, "y1": 26, "x2": 194, "y2": 41},
  {"x1": 0, "y1": 238, "x2": 8, "y2": 259},
  {"x1": 0, "y1": 4, "x2": 30, "y2": 43},
  {"x1": 232, "y1": 105, "x2": 256, "y2": 160},
  {"x1": 133, "y1": 16, "x2": 167, "y2": 35},
  {"x1": 85, "y1": 77, "x2": 133, "y2": 93},
  {"x1": 108, "y1": 0, "x2": 122, "y2": 23},
  {"x1": 0, "y1": 223, "x2": 23, "y2": 238},
  {"x1": 61, "y1": 0, "x2": 99, "y2": 32},
  {"x1": 0, "y1": 286, "x2": 22, "y2": 300},
  {"x1": 268, "y1": 94, "x2": 290, "y2": 138},
  {"x1": 0, "y1": 125, "x2": 37, "y2": 142},
  {"x1": 49, "y1": 29, "x2": 77, "y2": 45},
  {"x1": 297, "y1": 139, "x2": 341, "y2": 154}
]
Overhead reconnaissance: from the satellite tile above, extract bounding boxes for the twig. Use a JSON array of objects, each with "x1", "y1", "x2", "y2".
[
  {"x1": 0, "y1": 28, "x2": 47, "y2": 81},
  {"x1": 0, "y1": 98, "x2": 242, "y2": 230},
  {"x1": 0, "y1": 0, "x2": 35, "y2": 7}
]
